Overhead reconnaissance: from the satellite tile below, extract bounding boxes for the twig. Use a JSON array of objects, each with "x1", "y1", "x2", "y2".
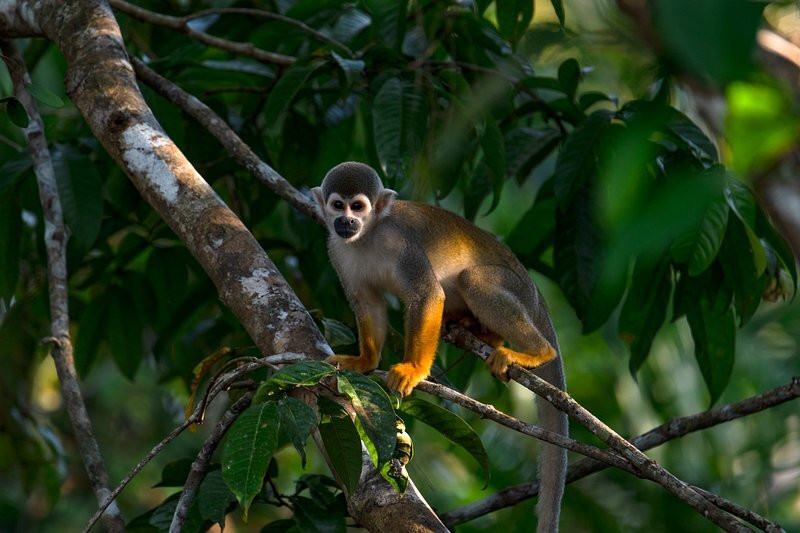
[
  {"x1": 691, "y1": 486, "x2": 787, "y2": 533},
  {"x1": 109, "y1": 0, "x2": 295, "y2": 66},
  {"x1": 441, "y1": 377, "x2": 800, "y2": 526},
  {"x1": 443, "y1": 325, "x2": 750, "y2": 532},
  {"x1": 2, "y1": 41, "x2": 125, "y2": 533},
  {"x1": 372, "y1": 370, "x2": 634, "y2": 473},
  {"x1": 83, "y1": 352, "x2": 303, "y2": 532},
  {"x1": 131, "y1": 57, "x2": 322, "y2": 225},
  {"x1": 183, "y1": 7, "x2": 353, "y2": 56},
  {"x1": 169, "y1": 393, "x2": 253, "y2": 533}
]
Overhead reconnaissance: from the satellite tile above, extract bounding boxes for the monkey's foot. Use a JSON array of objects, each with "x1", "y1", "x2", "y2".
[
  {"x1": 487, "y1": 345, "x2": 557, "y2": 381},
  {"x1": 326, "y1": 354, "x2": 378, "y2": 374},
  {"x1": 386, "y1": 362, "x2": 426, "y2": 397}
]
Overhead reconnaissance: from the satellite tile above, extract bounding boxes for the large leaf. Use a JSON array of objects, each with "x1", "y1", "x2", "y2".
[
  {"x1": 0, "y1": 191, "x2": 21, "y2": 302},
  {"x1": 198, "y1": 469, "x2": 235, "y2": 526},
  {"x1": 372, "y1": 78, "x2": 427, "y2": 186},
  {"x1": 557, "y1": 58, "x2": 580, "y2": 100},
  {"x1": 479, "y1": 115, "x2": 505, "y2": 215},
  {"x1": 336, "y1": 371, "x2": 396, "y2": 467},
  {"x1": 278, "y1": 397, "x2": 317, "y2": 468},
  {"x1": 222, "y1": 401, "x2": 280, "y2": 520},
  {"x1": 106, "y1": 287, "x2": 143, "y2": 380},
  {"x1": 51, "y1": 144, "x2": 103, "y2": 251},
  {"x1": 318, "y1": 415, "x2": 363, "y2": 495},
  {"x1": 146, "y1": 246, "x2": 188, "y2": 327},
  {"x1": 365, "y1": 0, "x2": 407, "y2": 49},
  {"x1": 264, "y1": 65, "x2": 316, "y2": 134},
  {"x1": 670, "y1": 197, "x2": 729, "y2": 275},
  {"x1": 504, "y1": 126, "x2": 560, "y2": 185},
  {"x1": 619, "y1": 257, "x2": 672, "y2": 376},
  {"x1": 399, "y1": 397, "x2": 490, "y2": 486},
  {"x1": 553, "y1": 110, "x2": 613, "y2": 207},
  {"x1": 74, "y1": 294, "x2": 109, "y2": 378},
  {"x1": 755, "y1": 205, "x2": 797, "y2": 289},
  {"x1": 25, "y1": 82, "x2": 65, "y2": 108},
  {"x1": 686, "y1": 294, "x2": 736, "y2": 406},
  {"x1": 496, "y1": 0, "x2": 534, "y2": 44},
  {"x1": 718, "y1": 217, "x2": 766, "y2": 326}
]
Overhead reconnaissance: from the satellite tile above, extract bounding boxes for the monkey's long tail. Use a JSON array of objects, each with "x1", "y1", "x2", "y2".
[{"x1": 533, "y1": 352, "x2": 568, "y2": 533}]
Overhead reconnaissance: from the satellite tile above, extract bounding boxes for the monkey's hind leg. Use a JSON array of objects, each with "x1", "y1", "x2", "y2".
[{"x1": 456, "y1": 266, "x2": 556, "y2": 379}]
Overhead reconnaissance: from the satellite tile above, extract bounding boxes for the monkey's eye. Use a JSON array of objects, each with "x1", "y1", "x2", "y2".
[
  {"x1": 332, "y1": 200, "x2": 345, "y2": 210},
  {"x1": 351, "y1": 201, "x2": 364, "y2": 212}
]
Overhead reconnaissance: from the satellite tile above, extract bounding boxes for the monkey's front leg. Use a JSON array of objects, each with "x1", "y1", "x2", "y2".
[
  {"x1": 326, "y1": 290, "x2": 386, "y2": 373},
  {"x1": 387, "y1": 290, "x2": 445, "y2": 396}
]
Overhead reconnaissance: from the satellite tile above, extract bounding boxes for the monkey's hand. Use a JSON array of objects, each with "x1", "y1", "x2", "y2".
[
  {"x1": 487, "y1": 345, "x2": 557, "y2": 381},
  {"x1": 386, "y1": 362, "x2": 426, "y2": 397},
  {"x1": 325, "y1": 354, "x2": 379, "y2": 373}
]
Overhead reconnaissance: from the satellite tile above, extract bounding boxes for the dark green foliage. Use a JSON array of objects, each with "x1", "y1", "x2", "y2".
[{"x1": 3, "y1": 1, "x2": 797, "y2": 531}]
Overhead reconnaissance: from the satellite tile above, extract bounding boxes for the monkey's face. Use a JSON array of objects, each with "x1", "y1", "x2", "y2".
[{"x1": 320, "y1": 192, "x2": 374, "y2": 242}]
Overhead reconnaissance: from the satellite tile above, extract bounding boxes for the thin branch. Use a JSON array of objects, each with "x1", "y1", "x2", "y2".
[
  {"x1": 109, "y1": 0, "x2": 295, "y2": 65},
  {"x1": 169, "y1": 393, "x2": 253, "y2": 533},
  {"x1": 441, "y1": 377, "x2": 800, "y2": 526},
  {"x1": 183, "y1": 7, "x2": 353, "y2": 56},
  {"x1": 443, "y1": 325, "x2": 750, "y2": 532},
  {"x1": 131, "y1": 57, "x2": 322, "y2": 225},
  {"x1": 372, "y1": 370, "x2": 634, "y2": 473},
  {"x1": 691, "y1": 486, "x2": 787, "y2": 533},
  {"x1": 1, "y1": 41, "x2": 125, "y2": 533},
  {"x1": 83, "y1": 352, "x2": 301, "y2": 532}
]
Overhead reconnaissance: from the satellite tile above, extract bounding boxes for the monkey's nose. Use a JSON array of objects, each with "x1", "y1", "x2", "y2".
[{"x1": 334, "y1": 216, "x2": 360, "y2": 238}]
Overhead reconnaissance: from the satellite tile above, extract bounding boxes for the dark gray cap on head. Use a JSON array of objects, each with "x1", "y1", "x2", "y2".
[{"x1": 321, "y1": 162, "x2": 383, "y2": 200}]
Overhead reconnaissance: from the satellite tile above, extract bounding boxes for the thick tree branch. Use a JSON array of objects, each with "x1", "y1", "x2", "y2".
[
  {"x1": 2, "y1": 40, "x2": 125, "y2": 533},
  {"x1": 442, "y1": 377, "x2": 799, "y2": 526},
  {"x1": 109, "y1": 0, "x2": 295, "y2": 65}
]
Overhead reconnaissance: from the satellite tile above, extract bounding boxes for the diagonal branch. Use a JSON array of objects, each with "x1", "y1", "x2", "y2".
[
  {"x1": 1, "y1": 40, "x2": 125, "y2": 533},
  {"x1": 109, "y1": 0, "x2": 295, "y2": 65},
  {"x1": 441, "y1": 377, "x2": 799, "y2": 527},
  {"x1": 443, "y1": 326, "x2": 750, "y2": 532}
]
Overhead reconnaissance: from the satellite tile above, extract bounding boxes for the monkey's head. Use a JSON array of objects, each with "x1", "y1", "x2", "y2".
[{"x1": 312, "y1": 162, "x2": 396, "y2": 242}]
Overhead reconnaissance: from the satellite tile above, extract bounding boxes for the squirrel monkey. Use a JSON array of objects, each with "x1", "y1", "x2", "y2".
[{"x1": 312, "y1": 162, "x2": 567, "y2": 532}]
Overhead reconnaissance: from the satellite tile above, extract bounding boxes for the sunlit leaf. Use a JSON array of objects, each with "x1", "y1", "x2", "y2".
[{"x1": 336, "y1": 371, "x2": 396, "y2": 467}]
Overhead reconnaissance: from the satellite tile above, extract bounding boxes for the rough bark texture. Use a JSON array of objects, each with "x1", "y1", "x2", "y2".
[{"x1": 0, "y1": 1, "x2": 446, "y2": 529}]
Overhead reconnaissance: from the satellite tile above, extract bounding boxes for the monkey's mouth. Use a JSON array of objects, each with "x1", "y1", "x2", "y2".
[{"x1": 334, "y1": 227, "x2": 359, "y2": 239}]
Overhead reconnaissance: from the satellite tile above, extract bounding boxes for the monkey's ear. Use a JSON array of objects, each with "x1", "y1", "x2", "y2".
[
  {"x1": 375, "y1": 188, "x2": 396, "y2": 217},
  {"x1": 311, "y1": 187, "x2": 325, "y2": 214}
]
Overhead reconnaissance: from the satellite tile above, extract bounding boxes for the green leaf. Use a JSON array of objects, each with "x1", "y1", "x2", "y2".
[
  {"x1": 321, "y1": 318, "x2": 356, "y2": 348},
  {"x1": 496, "y1": 0, "x2": 534, "y2": 44},
  {"x1": 336, "y1": 371, "x2": 397, "y2": 467},
  {"x1": 551, "y1": 0, "x2": 565, "y2": 25},
  {"x1": 292, "y1": 495, "x2": 347, "y2": 533},
  {"x1": 718, "y1": 217, "x2": 765, "y2": 326},
  {"x1": 331, "y1": 52, "x2": 364, "y2": 86},
  {"x1": 198, "y1": 469, "x2": 235, "y2": 526},
  {"x1": 153, "y1": 458, "x2": 193, "y2": 487},
  {"x1": 670, "y1": 197, "x2": 729, "y2": 275},
  {"x1": 479, "y1": 116, "x2": 505, "y2": 215},
  {"x1": 106, "y1": 287, "x2": 143, "y2": 379},
  {"x1": 6, "y1": 97, "x2": 28, "y2": 128},
  {"x1": 553, "y1": 110, "x2": 613, "y2": 207},
  {"x1": 652, "y1": 0, "x2": 764, "y2": 85},
  {"x1": 51, "y1": 144, "x2": 103, "y2": 251},
  {"x1": 365, "y1": 0, "x2": 407, "y2": 49},
  {"x1": 146, "y1": 246, "x2": 188, "y2": 326},
  {"x1": 74, "y1": 295, "x2": 109, "y2": 378},
  {"x1": 399, "y1": 397, "x2": 490, "y2": 486},
  {"x1": 755, "y1": 206, "x2": 797, "y2": 289},
  {"x1": 318, "y1": 415, "x2": 363, "y2": 494},
  {"x1": 0, "y1": 191, "x2": 21, "y2": 302},
  {"x1": 264, "y1": 65, "x2": 316, "y2": 134},
  {"x1": 504, "y1": 126, "x2": 560, "y2": 184},
  {"x1": 558, "y1": 58, "x2": 580, "y2": 100},
  {"x1": 24, "y1": 82, "x2": 65, "y2": 108},
  {"x1": 222, "y1": 401, "x2": 280, "y2": 520},
  {"x1": 263, "y1": 361, "x2": 337, "y2": 392},
  {"x1": 372, "y1": 78, "x2": 427, "y2": 186},
  {"x1": 578, "y1": 91, "x2": 612, "y2": 111},
  {"x1": 278, "y1": 397, "x2": 317, "y2": 468},
  {"x1": 619, "y1": 258, "x2": 671, "y2": 377},
  {"x1": 686, "y1": 295, "x2": 736, "y2": 406}
]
